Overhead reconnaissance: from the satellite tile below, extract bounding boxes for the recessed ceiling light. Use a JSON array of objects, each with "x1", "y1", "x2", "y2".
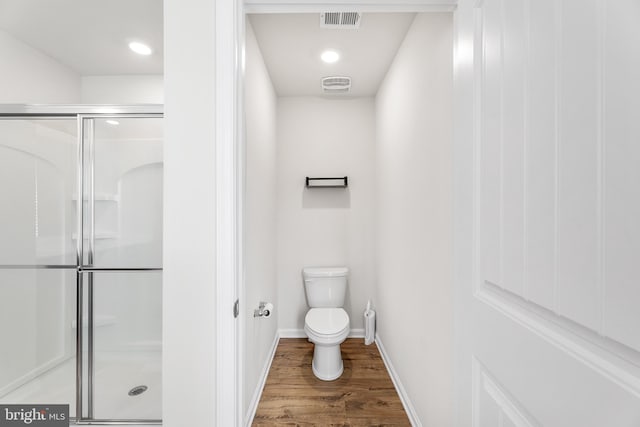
[
  {"x1": 321, "y1": 50, "x2": 340, "y2": 64},
  {"x1": 129, "y1": 41, "x2": 152, "y2": 56},
  {"x1": 106, "y1": 120, "x2": 120, "y2": 126}
]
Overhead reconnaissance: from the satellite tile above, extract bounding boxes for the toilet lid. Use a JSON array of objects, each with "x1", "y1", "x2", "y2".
[{"x1": 305, "y1": 308, "x2": 349, "y2": 335}]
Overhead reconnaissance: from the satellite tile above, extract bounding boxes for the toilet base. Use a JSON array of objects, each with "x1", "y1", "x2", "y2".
[{"x1": 311, "y1": 343, "x2": 344, "y2": 381}]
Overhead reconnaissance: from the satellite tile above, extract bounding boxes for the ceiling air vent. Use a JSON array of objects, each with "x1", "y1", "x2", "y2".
[
  {"x1": 320, "y1": 12, "x2": 362, "y2": 29},
  {"x1": 322, "y1": 76, "x2": 352, "y2": 94}
]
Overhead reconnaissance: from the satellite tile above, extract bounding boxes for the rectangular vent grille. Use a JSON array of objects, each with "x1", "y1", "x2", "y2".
[
  {"x1": 320, "y1": 12, "x2": 361, "y2": 29},
  {"x1": 322, "y1": 76, "x2": 351, "y2": 94}
]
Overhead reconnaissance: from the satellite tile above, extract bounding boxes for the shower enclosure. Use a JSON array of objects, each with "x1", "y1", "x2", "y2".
[{"x1": 0, "y1": 106, "x2": 163, "y2": 424}]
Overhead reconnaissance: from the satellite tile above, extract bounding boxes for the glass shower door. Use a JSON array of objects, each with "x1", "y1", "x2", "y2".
[
  {"x1": 0, "y1": 110, "x2": 162, "y2": 424},
  {"x1": 0, "y1": 118, "x2": 78, "y2": 418},
  {"x1": 79, "y1": 116, "x2": 163, "y2": 421}
]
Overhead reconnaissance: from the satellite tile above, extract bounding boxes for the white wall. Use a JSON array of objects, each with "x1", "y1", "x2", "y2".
[
  {"x1": 81, "y1": 75, "x2": 164, "y2": 104},
  {"x1": 0, "y1": 30, "x2": 81, "y2": 103},
  {"x1": 163, "y1": 0, "x2": 218, "y2": 424},
  {"x1": 0, "y1": 28, "x2": 162, "y2": 105},
  {"x1": 375, "y1": 13, "x2": 453, "y2": 427},
  {"x1": 243, "y1": 20, "x2": 278, "y2": 420},
  {"x1": 277, "y1": 97, "x2": 376, "y2": 333}
]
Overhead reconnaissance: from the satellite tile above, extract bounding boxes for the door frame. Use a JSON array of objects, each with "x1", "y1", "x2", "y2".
[{"x1": 215, "y1": 1, "x2": 458, "y2": 425}]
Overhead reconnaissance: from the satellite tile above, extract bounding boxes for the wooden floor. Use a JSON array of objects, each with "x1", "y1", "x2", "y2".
[{"x1": 253, "y1": 338, "x2": 411, "y2": 426}]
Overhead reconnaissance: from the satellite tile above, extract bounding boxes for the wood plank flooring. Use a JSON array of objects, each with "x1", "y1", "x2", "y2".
[{"x1": 253, "y1": 338, "x2": 411, "y2": 426}]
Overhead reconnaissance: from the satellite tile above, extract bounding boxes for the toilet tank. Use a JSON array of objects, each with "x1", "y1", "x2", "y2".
[{"x1": 303, "y1": 267, "x2": 348, "y2": 308}]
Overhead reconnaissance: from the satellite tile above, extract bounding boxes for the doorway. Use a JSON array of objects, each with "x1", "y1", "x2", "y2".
[{"x1": 241, "y1": 6, "x2": 454, "y2": 426}]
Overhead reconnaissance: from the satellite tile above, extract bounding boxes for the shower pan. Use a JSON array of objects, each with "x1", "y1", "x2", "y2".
[{"x1": 0, "y1": 105, "x2": 163, "y2": 424}]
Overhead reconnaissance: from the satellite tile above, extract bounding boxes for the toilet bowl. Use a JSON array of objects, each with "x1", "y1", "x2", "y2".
[
  {"x1": 302, "y1": 266, "x2": 350, "y2": 381},
  {"x1": 304, "y1": 307, "x2": 350, "y2": 381}
]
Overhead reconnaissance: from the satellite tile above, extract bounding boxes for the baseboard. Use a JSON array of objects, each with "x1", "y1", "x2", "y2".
[
  {"x1": 278, "y1": 328, "x2": 307, "y2": 338},
  {"x1": 349, "y1": 328, "x2": 365, "y2": 338},
  {"x1": 278, "y1": 328, "x2": 365, "y2": 339},
  {"x1": 375, "y1": 333, "x2": 422, "y2": 427},
  {"x1": 244, "y1": 331, "x2": 280, "y2": 427}
]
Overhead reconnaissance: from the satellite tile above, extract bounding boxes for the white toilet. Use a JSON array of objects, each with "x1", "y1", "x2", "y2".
[{"x1": 302, "y1": 267, "x2": 350, "y2": 381}]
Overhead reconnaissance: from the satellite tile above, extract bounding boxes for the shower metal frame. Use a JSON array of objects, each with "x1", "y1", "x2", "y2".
[{"x1": 0, "y1": 105, "x2": 163, "y2": 425}]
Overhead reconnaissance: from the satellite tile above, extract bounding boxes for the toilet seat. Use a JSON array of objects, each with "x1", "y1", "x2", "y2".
[
  {"x1": 304, "y1": 308, "x2": 349, "y2": 345},
  {"x1": 305, "y1": 308, "x2": 349, "y2": 338}
]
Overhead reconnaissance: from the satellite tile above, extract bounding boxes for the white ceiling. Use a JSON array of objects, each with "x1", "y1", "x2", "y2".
[
  {"x1": 248, "y1": 13, "x2": 416, "y2": 97},
  {"x1": 0, "y1": 4, "x2": 413, "y2": 93},
  {"x1": 0, "y1": 0, "x2": 163, "y2": 75}
]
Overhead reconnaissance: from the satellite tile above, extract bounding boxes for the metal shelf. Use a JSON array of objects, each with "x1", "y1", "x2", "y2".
[{"x1": 305, "y1": 176, "x2": 348, "y2": 188}]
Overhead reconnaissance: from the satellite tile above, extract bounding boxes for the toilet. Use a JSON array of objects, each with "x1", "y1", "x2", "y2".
[{"x1": 302, "y1": 267, "x2": 350, "y2": 381}]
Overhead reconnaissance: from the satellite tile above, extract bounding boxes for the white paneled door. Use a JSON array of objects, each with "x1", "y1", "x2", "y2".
[{"x1": 454, "y1": 0, "x2": 640, "y2": 425}]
